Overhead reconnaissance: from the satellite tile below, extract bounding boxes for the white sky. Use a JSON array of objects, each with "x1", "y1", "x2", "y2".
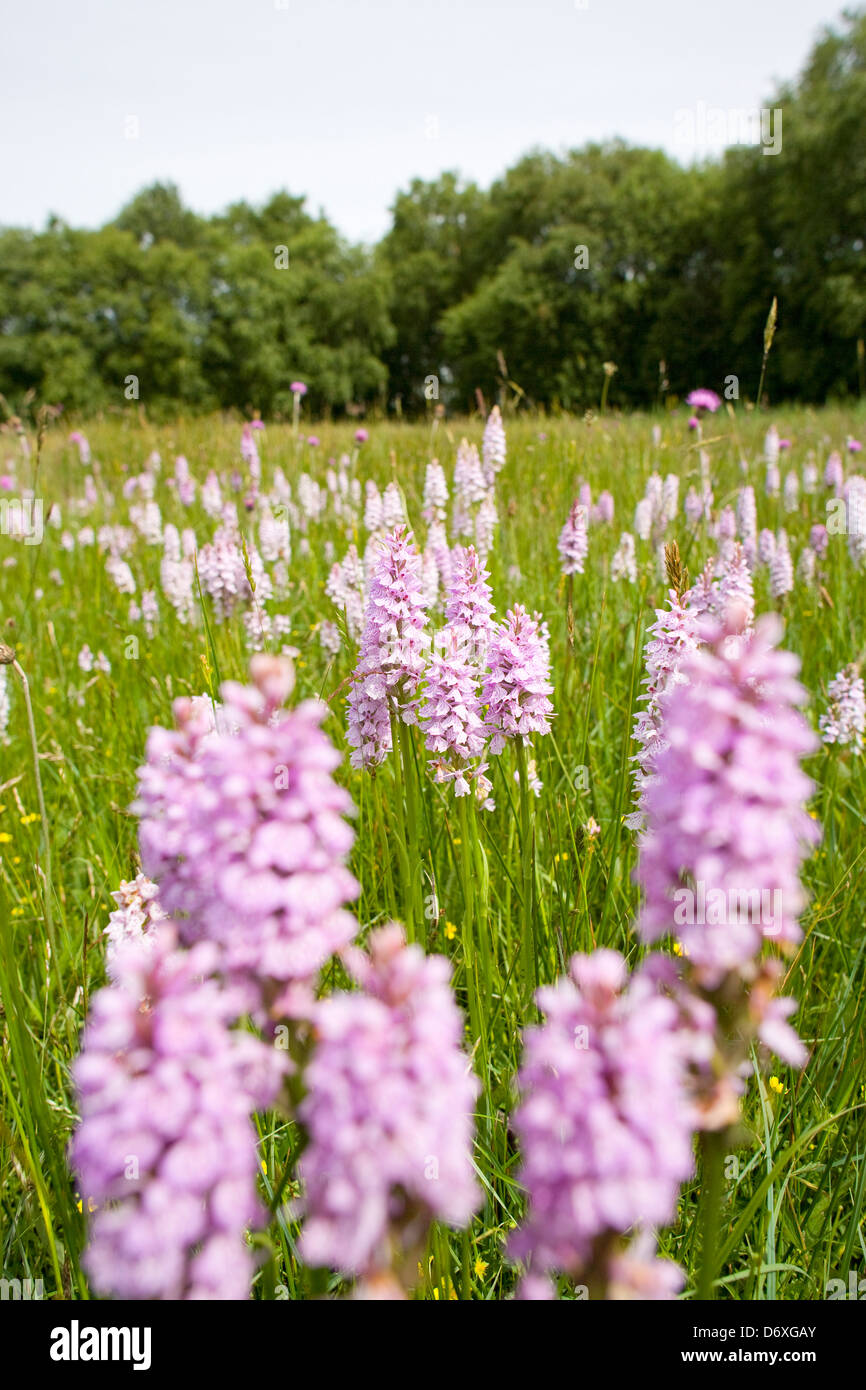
[{"x1": 0, "y1": 0, "x2": 846, "y2": 243}]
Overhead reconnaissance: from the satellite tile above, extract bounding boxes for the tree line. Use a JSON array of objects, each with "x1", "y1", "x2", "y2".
[{"x1": 1, "y1": 10, "x2": 864, "y2": 419}]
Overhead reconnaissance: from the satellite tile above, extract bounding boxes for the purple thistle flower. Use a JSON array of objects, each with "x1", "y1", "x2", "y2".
[
  {"x1": 481, "y1": 605, "x2": 554, "y2": 755},
  {"x1": 558, "y1": 500, "x2": 589, "y2": 576},
  {"x1": 297, "y1": 924, "x2": 480, "y2": 1282},
  {"x1": 71, "y1": 925, "x2": 284, "y2": 1300},
  {"x1": 135, "y1": 657, "x2": 359, "y2": 1011},
  {"x1": 636, "y1": 612, "x2": 819, "y2": 1087},
  {"x1": 346, "y1": 526, "x2": 429, "y2": 770},
  {"x1": 509, "y1": 949, "x2": 696, "y2": 1299},
  {"x1": 686, "y1": 388, "x2": 721, "y2": 413}
]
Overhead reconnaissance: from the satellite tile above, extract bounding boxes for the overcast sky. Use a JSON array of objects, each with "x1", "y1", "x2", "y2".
[{"x1": 0, "y1": 0, "x2": 847, "y2": 243}]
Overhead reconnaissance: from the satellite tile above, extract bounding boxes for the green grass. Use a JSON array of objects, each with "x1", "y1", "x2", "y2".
[{"x1": 1, "y1": 403, "x2": 864, "y2": 1300}]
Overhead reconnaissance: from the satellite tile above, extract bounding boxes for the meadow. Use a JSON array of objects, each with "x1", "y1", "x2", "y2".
[{"x1": 0, "y1": 400, "x2": 864, "y2": 1302}]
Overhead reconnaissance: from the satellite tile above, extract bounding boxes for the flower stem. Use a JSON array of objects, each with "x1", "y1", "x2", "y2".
[
  {"x1": 396, "y1": 715, "x2": 423, "y2": 938},
  {"x1": 514, "y1": 741, "x2": 537, "y2": 1013},
  {"x1": 697, "y1": 1128, "x2": 727, "y2": 1300},
  {"x1": 12, "y1": 657, "x2": 55, "y2": 958},
  {"x1": 458, "y1": 793, "x2": 491, "y2": 1131},
  {"x1": 457, "y1": 796, "x2": 481, "y2": 1022},
  {"x1": 389, "y1": 711, "x2": 414, "y2": 941},
  {"x1": 468, "y1": 794, "x2": 493, "y2": 1001},
  {"x1": 565, "y1": 573, "x2": 575, "y2": 650}
]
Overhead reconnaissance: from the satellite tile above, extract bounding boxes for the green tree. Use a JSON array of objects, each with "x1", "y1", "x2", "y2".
[{"x1": 377, "y1": 173, "x2": 487, "y2": 409}]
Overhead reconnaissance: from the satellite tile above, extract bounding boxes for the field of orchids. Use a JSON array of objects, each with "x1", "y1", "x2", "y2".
[{"x1": 1, "y1": 397, "x2": 865, "y2": 1304}]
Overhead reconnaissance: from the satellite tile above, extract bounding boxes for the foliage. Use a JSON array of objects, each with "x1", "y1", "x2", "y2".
[{"x1": 1, "y1": 13, "x2": 866, "y2": 416}]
